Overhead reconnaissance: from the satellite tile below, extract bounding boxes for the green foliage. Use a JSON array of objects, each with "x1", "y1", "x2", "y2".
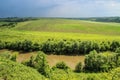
[
  {"x1": 110, "y1": 67, "x2": 120, "y2": 80},
  {"x1": 3, "y1": 40, "x2": 41, "y2": 52},
  {"x1": 10, "y1": 52, "x2": 18, "y2": 61},
  {"x1": 34, "y1": 51, "x2": 50, "y2": 77},
  {"x1": 0, "y1": 39, "x2": 120, "y2": 55},
  {"x1": 1, "y1": 18, "x2": 120, "y2": 80},
  {"x1": 0, "y1": 18, "x2": 120, "y2": 55},
  {"x1": 23, "y1": 51, "x2": 51, "y2": 77},
  {"x1": 9, "y1": 40, "x2": 33, "y2": 52},
  {"x1": 0, "y1": 57, "x2": 45, "y2": 80},
  {"x1": 50, "y1": 69, "x2": 73, "y2": 80},
  {"x1": 110, "y1": 41, "x2": 120, "y2": 51},
  {"x1": 32, "y1": 39, "x2": 111, "y2": 54},
  {"x1": 115, "y1": 47, "x2": 120, "y2": 54},
  {"x1": 53, "y1": 61, "x2": 70, "y2": 70},
  {"x1": 0, "y1": 22, "x2": 17, "y2": 28},
  {"x1": 0, "y1": 51, "x2": 11, "y2": 59},
  {"x1": 49, "y1": 69, "x2": 111, "y2": 80},
  {"x1": 84, "y1": 50, "x2": 119, "y2": 72},
  {"x1": 75, "y1": 62, "x2": 83, "y2": 72},
  {"x1": 22, "y1": 55, "x2": 36, "y2": 67},
  {"x1": 0, "y1": 51, "x2": 18, "y2": 62}
]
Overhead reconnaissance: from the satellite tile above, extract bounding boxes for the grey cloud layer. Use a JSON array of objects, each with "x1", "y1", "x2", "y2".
[{"x1": 0, "y1": 0, "x2": 120, "y2": 17}]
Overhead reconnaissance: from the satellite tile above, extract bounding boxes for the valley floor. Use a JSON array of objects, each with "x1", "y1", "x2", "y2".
[{"x1": 0, "y1": 49, "x2": 85, "y2": 69}]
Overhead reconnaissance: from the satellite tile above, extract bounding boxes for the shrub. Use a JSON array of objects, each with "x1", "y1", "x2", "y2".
[
  {"x1": 34, "y1": 52, "x2": 50, "y2": 77},
  {"x1": 23, "y1": 51, "x2": 50, "y2": 77},
  {"x1": 0, "y1": 51, "x2": 11, "y2": 59},
  {"x1": 75, "y1": 62, "x2": 83, "y2": 72},
  {"x1": 110, "y1": 67, "x2": 120, "y2": 80},
  {"x1": 110, "y1": 41, "x2": 120, "y2": 51},
  {"x1": 50, "y1": 69, "x2": 73, "y2": 80},
  {"x1": 53, "y1": 61, "x2": 70, "y2": 70},
  {"x1": 0, "y1": 51, "x2": 18, "y2": 62},
  {"x1": 84, "y1": 50, "x2": 119, "y2": 72},
  {"x1": 23, "y1": 55, "x2": 36, "y2": 67},
  {"x1": 115, "y1": 47, "x2": 120, "y2": 53},
  {"x1": 0, "y1": 41, "x2": 5, "y2": 49},
  {"x1": 10, "y1": 52, "x2": 18, "y2": 61}
]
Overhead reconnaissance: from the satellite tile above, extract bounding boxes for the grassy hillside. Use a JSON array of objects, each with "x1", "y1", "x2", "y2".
[
  {"x1": 0, "y1": 29, "x2": 120, "y2": 43},
  {"x1": 0, "y1": 18, "x2": 120, "y2": 55},
  {"x1": 13, "y1": 19, "x2": 120, "y2": 35},
  {"x1": 0, "y1": 18, "x2": 120, "y2": 42},
  {"x1": 0, "y1": 57, "x2": 45, "y2": 80}
]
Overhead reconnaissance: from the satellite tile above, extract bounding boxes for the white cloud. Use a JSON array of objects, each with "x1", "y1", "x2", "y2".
[{"x1": 45, "y1": 0, "x2": 120, "y2": 17}]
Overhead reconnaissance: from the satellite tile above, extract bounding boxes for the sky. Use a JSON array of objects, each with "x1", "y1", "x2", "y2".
[{"x1": 0, "y1": 0, "x2": 120, "y2": 17}]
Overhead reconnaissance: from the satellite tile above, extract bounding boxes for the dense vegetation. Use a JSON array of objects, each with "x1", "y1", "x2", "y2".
[
  {"x1": 0, "y1": 39, "x2": 120, "y2": 55},
  {"x1": 0, "y1": 57, "x2": 45, "y2": 80},
  {"x1": 0, "y1": 51, "x2": 120, "y2": 80},
  {"x1": 22, "y1": 51, "x2": 51, "y2": 77},
  {"x1": 84, "y1": 51, "x2": 120, "y2": 72}
]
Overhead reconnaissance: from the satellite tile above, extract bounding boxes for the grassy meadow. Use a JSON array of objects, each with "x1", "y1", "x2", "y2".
[
  {"x1": 14, "y1": 19, "x2": 120, "y2": 35},
  {"x1": 1, "y1": 18, "x2": 120, "y2": 43}
]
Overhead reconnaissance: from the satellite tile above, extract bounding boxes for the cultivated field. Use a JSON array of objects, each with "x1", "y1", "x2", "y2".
[
  {"x1": 14, "y1": 19, "x2": 120, "y2": 35},
  {"x1": 1, "y1": 19, "x2": 120, "y2": 43}
]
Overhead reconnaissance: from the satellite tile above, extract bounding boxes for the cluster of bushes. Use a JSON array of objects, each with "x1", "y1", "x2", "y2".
[
  {"x1": 22, "y1": 51, "x2": 120, "y2": 80},
  {"x1": 0, "y1": 51, "x2": 18, "y2": 61},
  {"x1": 0, "y1": 22, "x2": 17, "y2": 28},
  {"x1": 0, "y1": 57, "x2": 45, "y2": 80},
  {"x1": 0, "y1": 17, "x2": 37, "y2": 22},
  {"x1": 84, "y1": 50, "x2": 120, "y2": 72},
  {"x1": 22, "y1": 51, "x2": 51, "y2": 77},
  {"x1": 0, "y1": 39, "x2": 120, "y2": 55},
  {"x1": 52, "y1": 61, "x2": 70, "y2": 71},
  {"x1": 22, "y1": 51, "x2": 120, "y2": 73},
  {"x1": 1, "y1": 51, "x2": 120, "y2": 80},
  {"x1": 0, "y1": 17, "x2": 38, "y2": 28},
  {"x1": 0, "y1": 40, "x2": 41, "y2": 52},
  {"x1": 73, "y1": 50, "x2": 120, "y2": 73}
]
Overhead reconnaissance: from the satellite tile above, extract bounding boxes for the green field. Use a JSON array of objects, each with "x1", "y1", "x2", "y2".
[
  {"x1": 0, "y1": 18, "x2": 120, "y2": 42},
  {"x1": 14, "y1": 19, "x2": 120, "y2": 35}
]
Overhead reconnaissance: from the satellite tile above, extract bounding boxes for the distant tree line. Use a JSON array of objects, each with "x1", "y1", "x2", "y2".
[
  {"x1": 78, "y1": 17, "x2": 120, "y2": 23},
  {"x1": 0, "y1": 17, "x2": 38, "y2": 22},
  {"x1": 0, "y1": 17, "x2": 38, "y2": 28},
  {"x1": 0, "y1": 22, "x2": 17, "y2": 28},
  {"x1": 0, "y1": 39, "x2": 120, "y2": 55}
]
